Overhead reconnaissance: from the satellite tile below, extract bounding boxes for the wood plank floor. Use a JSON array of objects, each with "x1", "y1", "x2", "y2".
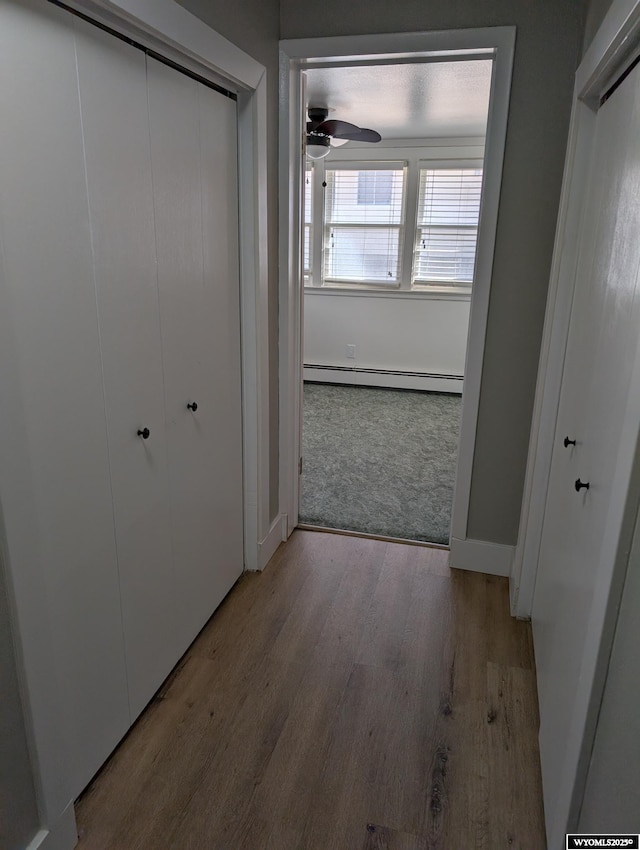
[{"x1": 75, "y1": 530, "x2": 546, "y2": 849}]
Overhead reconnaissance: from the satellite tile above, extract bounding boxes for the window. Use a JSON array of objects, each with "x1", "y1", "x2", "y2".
[
  {"x1": 323, "y1": 165, "x2": 405, "y2": 286},
  {"x1": 304, "y1": 148, "x2": 484, "y2": 294},
  {"x1": 413, "y1": 168, "x2": 483, "y2": 287},
  {"x1": 303, "y1": 163, "x2": 312, "y2": 280}
]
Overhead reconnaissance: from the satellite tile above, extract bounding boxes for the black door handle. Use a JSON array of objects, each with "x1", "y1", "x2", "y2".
[
  {"x1": 187, "y1": 402, "x2": 198, "y2": 412},
  {"x1": 575, "y1": 478, "x2": 589, "y2": 492},
  {"x1": 137, "y1": 427, "x2": 150, "y2": 440},
  {"x1": 564, "y1": 436, "x2": 576, "y2": 448}
]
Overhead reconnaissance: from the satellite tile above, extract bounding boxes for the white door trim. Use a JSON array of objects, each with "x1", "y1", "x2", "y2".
[
  {"x1": 278, "y1": 28, "x2": 515, "y2": 543},
  {"x1": 7, "y1": 0, "x2": 269, "y2": 845},
  {"x1": 512, "y1": 0, "x2": 640, "y2": 618},
  {"x1": 56, "y1": 0, "x2": 264, "y2": 88}
]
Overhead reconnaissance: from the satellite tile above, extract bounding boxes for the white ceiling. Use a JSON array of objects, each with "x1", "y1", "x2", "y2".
[{"x1": 305, "y1": 59, "x2": 493, "y2": 141}]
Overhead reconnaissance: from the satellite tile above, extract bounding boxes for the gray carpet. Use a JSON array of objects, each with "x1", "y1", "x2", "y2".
[{"x1": 300, "y1": 383, "x2": 462, "y2": 545}]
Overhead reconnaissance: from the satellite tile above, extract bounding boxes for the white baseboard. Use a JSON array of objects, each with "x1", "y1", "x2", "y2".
[
  {"x1": 449, "y1": 536, "x2": 514, "y2": 577},
  {"x1": 27, "y1": 804, "x2": 77, "y2": 850},
  {"x1": 257, "y1": 513, "x2": 288, "y2": 570},
  {"x1": 303, "y1": 365, "x2": 463, "y2": 394}
]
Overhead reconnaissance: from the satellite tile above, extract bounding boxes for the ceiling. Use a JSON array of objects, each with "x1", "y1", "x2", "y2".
[{"x1": 305, "y1": 59, "x2": 493, "y2": 141}]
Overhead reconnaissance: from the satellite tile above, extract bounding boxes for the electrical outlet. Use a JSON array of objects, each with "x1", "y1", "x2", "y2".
[{"x1": 346, "y1": 344, "x2": 356, "y2": 359}]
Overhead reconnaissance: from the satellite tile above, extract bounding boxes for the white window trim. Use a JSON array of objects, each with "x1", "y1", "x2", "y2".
[
  {"x1": 304, "y1": 285, "x2": 472, "y2": 302},
  {"x1": 304, "y1": 141, "x2": 484, "y2": 296}
]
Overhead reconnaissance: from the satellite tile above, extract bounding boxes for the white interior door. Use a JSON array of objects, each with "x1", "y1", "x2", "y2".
[
  {"x1": 74, "y1": 19, "x2": 178, "y2": 723},
  {"x1": 0, "y1": 0, "x2": 130, "y2": 797},
  {"x1": 146, "y1": 57, "x2": 243, "y2": 652},
  {"x1": 0, "y1": 0, "x2": 253, "y2": 821},
  {"x1": 532, "y1": 62, "x2": 640, "y2": 845}
]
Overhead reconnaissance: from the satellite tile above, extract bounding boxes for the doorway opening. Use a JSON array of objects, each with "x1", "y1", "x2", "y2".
[
  {"x1": 298, "y1": 59, "x2": 490, "y2": 544},
  {"x1": 279, "y1": 29, "x2": 515, "y2": 552}
]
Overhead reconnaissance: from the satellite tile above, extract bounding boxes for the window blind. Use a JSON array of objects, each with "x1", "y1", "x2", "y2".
[
  {"x1": 414, "y1": 168, "x2": 483, "y2": 284},
  {"x1": 323, "y1": 166, "x2": 405, "y2": 284}
]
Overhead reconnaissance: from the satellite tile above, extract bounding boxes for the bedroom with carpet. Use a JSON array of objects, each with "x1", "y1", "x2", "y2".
[
  {"x1": 299, "y1": 61, "x2": 488, "y2": 546},
  {"x1": 300, "y1": 383, "x2": 461, "y2": 544}
]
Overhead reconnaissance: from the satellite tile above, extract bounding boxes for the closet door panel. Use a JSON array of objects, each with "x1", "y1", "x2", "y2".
[
  {"x1": 0, "y1": 0, "x2": 129, "y2": 797},
  {"x1": 147, "y1": 58, "x2": 243, "y2": 651},
  {"x1": 532, "y1": 64, "x2": 640, "y2": 843},
  {"x1": 74, "y1": 20, "x2": 177, "y2": 719},
  {"x1": 198, "y1": 81, "x2": 244, "y2": 595},
  {"x1": 531, "y1": 101, "x2": 617, "y2": 727}
]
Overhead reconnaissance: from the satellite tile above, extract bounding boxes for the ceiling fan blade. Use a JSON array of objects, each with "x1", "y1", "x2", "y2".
[
  {"x1": 317, "y1": 120, "x2": 381, "y2": 143},
  {"x1": 314, "y1": 119, "x2": 362, "y2": 137},
  {"x1": 341, "y1": 127, "x2": 382, "y2": 143}
]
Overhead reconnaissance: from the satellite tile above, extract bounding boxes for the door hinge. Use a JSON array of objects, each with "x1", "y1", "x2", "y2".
[{"x1": 299, "y1": 456, "x2": 303, "y2": 475}]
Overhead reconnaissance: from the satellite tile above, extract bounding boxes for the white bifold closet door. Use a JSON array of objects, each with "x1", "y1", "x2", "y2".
[
  {"x1": 74, "y1": 20, "x2": 243, "y2": 720},
  {"x1": 532, "y1": 61, "x2": 640, "y2": 845},
  {"x1": 0, "y1": 0, "x2": 130, "y2": 795},
  {"x1": 146, "y1": 57, "x2": 243, "y2": 656},
  {"x1": 0, "y1": 0, "x2": 243, "y2": 801},
  {"x1": 74, "y1": 19, "x2": 178, "y2": 724}
]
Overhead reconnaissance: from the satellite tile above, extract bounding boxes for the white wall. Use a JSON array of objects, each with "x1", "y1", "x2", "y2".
[{"x1": 304, "y1": 289, "x2": 469, "y2": 391}]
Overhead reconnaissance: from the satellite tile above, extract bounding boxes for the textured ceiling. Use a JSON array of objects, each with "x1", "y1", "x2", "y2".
[{"x1": 305, "y1": 59, "x2": 492, "y2": 140}]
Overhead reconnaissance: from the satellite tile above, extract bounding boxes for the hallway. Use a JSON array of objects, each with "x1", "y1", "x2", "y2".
[{"x1": 75, "y1": 531, "x2": 545, "y2": 849}]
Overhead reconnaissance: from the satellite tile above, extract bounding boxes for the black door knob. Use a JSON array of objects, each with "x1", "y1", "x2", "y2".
[
  {"x1": 187, "y1": 402, "x2": 198, "y2": 412},
  {"x1": 575, "y1": 478, "x2": 589, "y2": 492},
  {"x1": 137, "y1": 427, "x2": 150, "y2": 440},
  {"x1": 564, "y1": 436, "x2": 577, "y2": 448}
]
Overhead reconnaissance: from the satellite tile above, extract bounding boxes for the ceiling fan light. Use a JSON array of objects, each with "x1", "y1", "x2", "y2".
[
  {"x1": 330, "y1": 137, "x2": 349, "y2": 147},
  {"x1": 306, "y1": 135, "x2": 331, "y2": 159}
]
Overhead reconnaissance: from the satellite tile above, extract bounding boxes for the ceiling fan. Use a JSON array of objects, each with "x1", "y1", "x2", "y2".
[{"x1": 306, "y1": 107, "x2": 382, "y2": 159}]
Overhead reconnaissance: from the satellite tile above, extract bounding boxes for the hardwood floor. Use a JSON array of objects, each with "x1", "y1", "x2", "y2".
[{"x1": 75, "y1": 530, "x2": 546, "y2": 849}]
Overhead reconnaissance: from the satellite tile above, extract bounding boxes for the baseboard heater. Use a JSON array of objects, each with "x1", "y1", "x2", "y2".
[{"x1": 303, "y1": 364, "x2": 464, "y2": 394}]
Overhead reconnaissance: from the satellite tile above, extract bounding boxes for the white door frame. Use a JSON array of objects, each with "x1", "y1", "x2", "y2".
[
  {"x1": 511, "y1": 0, "x2": 640, "y2": 618},
  {"x1": 6, "y1": 2, "x2": 270, "y2": 847},
  {"x1": 278, "y1": 28, "x2": 515, "y2": 548}
]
